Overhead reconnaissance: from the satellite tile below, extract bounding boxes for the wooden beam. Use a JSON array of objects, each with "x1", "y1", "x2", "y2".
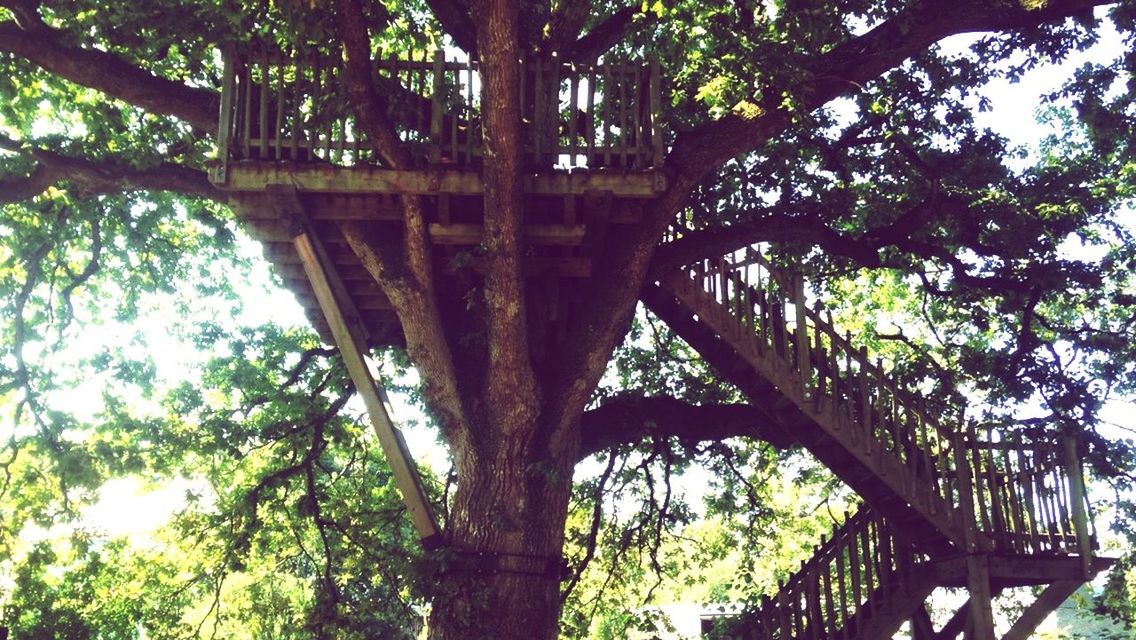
[
  {"x1": 223, "y1": 164, "x2": 668, "y2": 197},
  {"x1": 965, "y1": 555, "x2": 995, "y2": 640},
  {"x1": 428, "y1": 223, "x2": 587, "y2": 245},
  {"x1": 935, "y1": 598, "x2": 972, "y2": 640},
  {"x1": 1001, "y1": 580, "x2": 1082, "y2": 640},
  {"x1": 912, "y1": 605, "x2": 936, "y2": 640},
  {"x1": 274, "y1": 185, "x2": 443, "y2": 550}
]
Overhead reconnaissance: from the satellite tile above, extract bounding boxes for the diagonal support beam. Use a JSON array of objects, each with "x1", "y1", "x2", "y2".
[
  {"x1": 271, "y1": 184, "x2": 444, "y2": 550},
  {"x1": 1001, "y1": 579, "x2": 1083, "y2": 640}
]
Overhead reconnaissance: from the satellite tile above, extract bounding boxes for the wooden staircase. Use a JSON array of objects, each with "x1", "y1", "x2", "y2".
[
  {"x1": 722, "y1": 505, "x2": 937, "y2": 640},
  {"x1": 647, "y1": 246, "x2": 1106, "y2": 639}
]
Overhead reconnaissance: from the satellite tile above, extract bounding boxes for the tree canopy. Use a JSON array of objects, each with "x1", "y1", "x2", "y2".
[{"x1": 2, "y1": 0, "x2": 1136, "y2": 638}]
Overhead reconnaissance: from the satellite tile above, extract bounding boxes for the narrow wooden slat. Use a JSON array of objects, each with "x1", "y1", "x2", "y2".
[
  {"x1": 586, "y1": 66, "x2": 596, "y2": 166},
  {"x1": 650, "y1": 58, "x2": 663, "y2": 165},
  {"x1": 569, "y1": 65, "x2": 580, "y2": 165},
  {"x1": 291, "y1": 53, "x2": 302, "y2": 160},
  {"x1": 533, "y1": 56, "x2": 543, "y2": 165},
  {"x1": 259, "y1": 48, "x2": 269, "y2": 158},
  {"x1": 274, "y1": 51, "x2": 285, "y2": 160},
  {"x1": 430, "y1": 50, "x2": 445, "y2": 164}
]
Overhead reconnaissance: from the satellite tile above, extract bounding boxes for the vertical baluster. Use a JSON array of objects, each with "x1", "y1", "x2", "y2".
[
  {"x1": 822, "y1": 542, "x2": 835, "y2": 638},
  {"x1": 795, "y1": 274, "x2": 810, "y2": 393},
  {"x1": 258, "y1": 47, "x2": 269, "y2": 158},
  {"x1": 430, "y1": 50, "x2": 445, "y2": 164},
  {"x1": 1000, "y1": 443, "x2": 1024, "y2": 552},
  {"x1": 310, "y1": 53, "x2": 321, "y2": 160},
  {"x1": 532, "y1": 56, "x2": 543, "y2": 165},
  {"x1": 586, "y1": 65, "x2": 597, "y2": 166},
  {"x1": 814, "y1": 311, "x2": 826, "y2": 401},
  {"x1": 465, "y1": 58, "x2": 476, "y2": 163},
  {"x1": 843, "y1": 331, "x2": 855, "y2": 429},
  {"x1": 969, "y1": 423, "x2": 992, "y2": 542},
  {"x1": 569, "y1": 64, "x2": 580, "y2": 166},
  {"x1": 216, "y1": 49, "x2": 235, "y2": 172},
  {"x1": 649, "y1": 58, "x2": 663, "y2": 165},
  {"x1": 291, "y1": 52, "x2": 302, "y2": 161},
  {"x1": 836, "y1": 523, "x2": 848, "y2": 638},
  {"x1": 859, "y1": 347, "x2": 871, "y2": 452},
  {"x1": 984, "y1": 429, "x2": 1007, "y2": 548},
  {"x1": 778, "y1": 582, "x2": 792, "y2": 639},
  {"x1": 273, "y1": 51, "x2": 284, "y2": 160},
  {"x1": 1017, "y1": 447, "x2": 1041, "y2": 553},
  {"x1": 862, "y1": 517, "x2": 876, "y2": 618},
  {"x1": 618, "y1": 66, "x2": 630, "y2": 167},
  {"x1": 241, "y1": 52, "x2": 254, "y2": 157},
  {"x1": 849, "y1": 517, "x2": 862, "y2": 608}
]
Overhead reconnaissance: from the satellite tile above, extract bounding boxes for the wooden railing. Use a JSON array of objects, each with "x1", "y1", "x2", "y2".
[
  {"x1": 664, "y1": 246, "x2": 1095, "y2": 558},
  {"x1": 733, "y1": 506, "x2": 928, "y2": 639},
  {"x1": 214, "y1": 47, "x2": 664, "y2": 179}
]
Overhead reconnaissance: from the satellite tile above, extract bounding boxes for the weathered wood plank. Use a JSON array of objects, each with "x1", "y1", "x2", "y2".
[{"x1": 220, "y1": 164, "x2": 667, "y2": 196}]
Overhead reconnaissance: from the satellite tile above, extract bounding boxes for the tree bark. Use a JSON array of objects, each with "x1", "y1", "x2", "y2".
[{"x1": 428, "y1": 417, "x2": 574, "y2": 640}]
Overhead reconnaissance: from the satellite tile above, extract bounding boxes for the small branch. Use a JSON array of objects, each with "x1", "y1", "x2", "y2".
[{"x1": 577, "y1": 396, "x2": 795, "y2": 461}]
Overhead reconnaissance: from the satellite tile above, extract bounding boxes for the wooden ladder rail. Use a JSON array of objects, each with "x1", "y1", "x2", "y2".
[{"x1": 271, "y1": 185, "x2": 443, "y2": 550}]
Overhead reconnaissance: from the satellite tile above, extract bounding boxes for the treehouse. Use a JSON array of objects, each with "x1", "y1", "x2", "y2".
[
  {"x1": 211, "y1": 47, "x2": 666, "y2": 347},
  {"x1": 209, "y1": 48, "x2": 1111, "y2": 640}
]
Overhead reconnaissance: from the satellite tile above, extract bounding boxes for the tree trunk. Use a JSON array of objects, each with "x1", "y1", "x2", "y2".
[{"x1": 427, "y1": 423, "x2": 575, "y2": 640}]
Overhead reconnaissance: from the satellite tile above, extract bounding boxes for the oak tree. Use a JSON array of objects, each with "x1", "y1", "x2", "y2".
[{"x1": 2, "y1": 0, "x2": 1135, "y2": 638}]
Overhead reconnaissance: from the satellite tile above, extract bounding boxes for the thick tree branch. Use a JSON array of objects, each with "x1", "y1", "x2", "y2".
[
  {"x1": 425, "y1": 0, "x2": 478, "y2": 55},
  {"x1": 577, "y1": 396, "x2": 795, "y2": 461},
  {"x1": 545, "y1": 0, "x2": 592, "y2": 55},
  {"x1": 0, "y1": 20, "x2": 218, "y2": 133},
  {"x1": 334, "y1": 0, "x2": 469, "y2": 446},
  {"x1": 0, "y1": 141, "x2": 222, "y2": 203},
  {"x1": 333, "y1": 0, "x2": 414, "y2": 170},
  {"x1": 566, "y1": 5, "x2": 650, "y2": 64},
  {"x1": 665, "y1": 0, "x2": 1112, "y2": 188}
]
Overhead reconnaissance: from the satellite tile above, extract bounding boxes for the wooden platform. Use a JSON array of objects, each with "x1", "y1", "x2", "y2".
[{"x1": 214, "y1": 164, "x2": 666, "y2": 346}]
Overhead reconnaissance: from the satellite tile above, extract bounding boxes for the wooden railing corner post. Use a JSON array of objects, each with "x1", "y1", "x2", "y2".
[
  {"x1": 429, "y1": 50, "x2": 446, "y2": 164},
  {"x1": 953, "y1": 430, "x2": 979, "y2": 553},
  {"x1": 793, "y1": 271, "x2": 810, "y2": 399},
  {"x1": 1061, "y1": 431, "x2": 1093, "y2": 576},
  {"x1": 213, "y1": 49, "x2": 236, "y2": 184}
]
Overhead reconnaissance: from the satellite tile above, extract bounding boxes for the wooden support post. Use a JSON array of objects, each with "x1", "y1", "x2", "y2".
[
  {"x1": 1062, "y1": 433, "x2": 1093, "y2": 576},
  {"x1": 1001, "y1": 580, "x2": 1082, "y2": 640},
  {"x1": 911, "y1": 605, "x2": 936, "y2": 640},
  {"x1": 273, "y1": 186, "x2": 443, "y2": 550},
  {"x1": 936, "y1": 598, "x2": 973, "y2": 640},
  {"x1": 649, "y1": 58, "x2": 663, "y2": 166},
  {"x1": 214, "y1": 50, "x2": 235, "y2": 183},
  {"x1": 794, "y1": 272, "x2": 810, "y2": 398},
  {"x1": 429, "y1": 50, "x2": 445, "y2": 164},
  {"x1": 964, "y1": 554, "x2": 995, "y2": 640}
]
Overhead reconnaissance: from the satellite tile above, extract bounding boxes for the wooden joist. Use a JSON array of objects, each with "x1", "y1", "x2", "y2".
[{"x1": 428, "y1": 223, "x2": 586, "y2": 246}]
